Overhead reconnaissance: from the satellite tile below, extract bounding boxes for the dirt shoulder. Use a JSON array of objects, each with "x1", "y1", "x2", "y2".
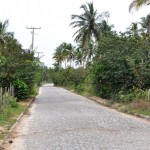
[{"x1": 88, "y1": 96, "x2": 150, "y2": 122}]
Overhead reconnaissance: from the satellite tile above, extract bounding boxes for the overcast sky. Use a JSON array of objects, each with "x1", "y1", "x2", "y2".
[{"x1": 0, "y1": 0, "x2": 149, "y2": 67}]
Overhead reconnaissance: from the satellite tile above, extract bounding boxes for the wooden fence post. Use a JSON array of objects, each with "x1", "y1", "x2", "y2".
[
  {"x1": 3, "y1": 87, "x2": 7, "y2": 109},
  {"x1": 0, "y1": 87, "x2": 2, "y2": 113},
  {"x1": 148, "y1": 89, "x2": 150, "y2": 101},
  {"x1": 0, "y1": 85, "x2": 15, "y2": 113}
]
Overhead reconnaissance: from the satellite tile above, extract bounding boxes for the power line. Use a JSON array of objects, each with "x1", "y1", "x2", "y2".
[{"x1": 26, "y1": 27, "x2": 41, "y2": 51}]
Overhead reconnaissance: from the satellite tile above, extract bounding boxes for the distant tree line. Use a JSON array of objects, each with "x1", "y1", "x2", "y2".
[{"x1": 50, "y1": 2, "x2": 150, "y2": 102}]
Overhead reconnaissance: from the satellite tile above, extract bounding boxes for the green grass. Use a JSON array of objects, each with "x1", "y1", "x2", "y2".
[
  {"x1": 0, "y1": 105, "x2": 26, "y2": 127},
  {"x1": 64, "y1": 85, "x2": 150, "y2": 117},
  {"x1": 0, "y1": 101, "x2": 28, "y2": 143},
  {"x1": 114, "y1": 100, "x2": 150, "y2": 117},
  {"x1": 129, "y1": 101, "x2": 150, "y2": 116}
]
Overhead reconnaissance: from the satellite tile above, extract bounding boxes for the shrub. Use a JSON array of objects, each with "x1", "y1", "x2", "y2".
[
  {"x1": 3, "y1": 92, "x2": 18, "y2": 108},
  {"x1": 13, "y1": 79, "x2": 29, "y2": 100}
]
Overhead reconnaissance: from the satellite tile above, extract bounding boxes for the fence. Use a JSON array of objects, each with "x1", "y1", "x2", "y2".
[
  {"x1": 148, "y1": 89, "x2": 150, "y2": 101},
  {"x1": 0, "y1": 84, "x2": 14, "y2": 113}
]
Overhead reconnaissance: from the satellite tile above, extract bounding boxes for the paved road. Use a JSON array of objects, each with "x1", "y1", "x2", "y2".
[{"x1": 4, "y1": 84, "x2": 150, "y2": 150}]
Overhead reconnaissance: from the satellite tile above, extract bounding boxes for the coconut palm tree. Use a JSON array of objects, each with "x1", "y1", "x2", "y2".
[
  {"x1": 59, "y1": 42, "x2": 68, "y2": 68},
  {"x1": 126, "y1": 22, "x2": 140, "y2": 37},
  {"x1": 56, "y1": 42, "x2": 74, "y2": 68},
  {"x1": 53, "y1": 46, "x2": 64, "y2": 69},
  {"x1": 66, "y1": 43, "x2": 74, "y2": 67},
  {"x1": 70, "y1": 2, "x2": 109, "y2": 47},
  {"x1": 0, "y1": 20, "x2": 13, "y2": 44},
  {"x1": 74, "y1": 47, "x2": 84, "y2": 67},
  {"x1": 129, "y1": 0, "x2": 150, "y2": 11},
  {"x1": 139, "y1": 15, "x2": 150, "y2": 36},
  {"x1": 129, "y1": 0, "x2": 150, "y2": 35},
  {"x1": 99, "y1": 20, "x2": 114, "y2": 37}
]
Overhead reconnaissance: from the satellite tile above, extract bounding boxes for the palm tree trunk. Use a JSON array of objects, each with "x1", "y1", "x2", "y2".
[
  {"x1": 65, "y1": 60, "x2": 67, "y2": 69},
  {"x1": 70, "y1": 59, "x2": 72, "y2": 67},
  {"x1": 148, "y1": 15, "x2": 150, "y2": 36},
  {"x1": 59, "y1": 61, "x2": 62, "y2": 70}
]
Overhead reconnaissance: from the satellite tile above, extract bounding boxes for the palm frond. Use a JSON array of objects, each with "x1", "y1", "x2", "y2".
[
  {"x1": 129, "y1": 0, "x2": 150, "y2": 12},
  {"x1": 71, "y1": 15, "x2": 86, "y2": 21}
]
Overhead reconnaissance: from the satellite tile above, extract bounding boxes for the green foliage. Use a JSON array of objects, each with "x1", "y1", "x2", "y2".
[
  {"x1": 111, "y1": 90, "x2": 135, "y2": 103},
  {"x1": 6, "y1": 94, "x2": 18, "y2": 108},
  {"x1": 1, "y1": 93, "x2": 18, "y2": 118},
  {"x1": 51, "y1": 71, "x2": 65, "y2": 86},
  {"x1": 91, "y1": 35, "x2": 150, "y2": 100},
  {"x1": 8, "y1": 98, "x2": 19, "y2": 108},
  {"x1": 132, "y1": 88, "x2": 147, "y2": 101},
  {"x1": 13, "y1": 79, "x2": 29, "y2": 100},
  {"x1": 51, "y1": 33, "x2": 149, "y2": 103},
  {"x1": 3, "y1": 92, "x2": 18, "y2": 108},
  {"x1": 0, "y1": 20, "x2": 49, "y2": 100},
  {"x1": 51, "y1": 67, "x2": 87, "y2": 91},
  {"x1": 50, "y1": 67, "x2": 95, "y2": 96}
]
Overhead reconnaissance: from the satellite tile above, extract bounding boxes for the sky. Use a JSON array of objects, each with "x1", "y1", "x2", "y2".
[{"x1": 0, "y1": 0, "x2": 149, "y2": 67}]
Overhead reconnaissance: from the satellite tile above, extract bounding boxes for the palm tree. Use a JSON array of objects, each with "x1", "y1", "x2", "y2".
[
  {"x1": 126, "y1": 22, "x2": 139, "y2": 37},
  {"x1": 66, "y1": 43, "x2": 74, "y2": 67},
  {"x1": 60, "y1": 42, "x2": 68, "y2": 68},
  {"x1": 70, "y1": 2, "x2": 109, "y2": 47},
  {"x1": 129, "y1": 0, "x2": 150, "y2": 11},
  {"x1": 53, "y1": 46, "x2": 64, "y2": 69},
  {"x1": 139, "y1": 15, "x2": 150, "y2": 36},
  {"x1": 99, "y1": 20, "x2": 114, "y2": 37},
  {"x1": 83, "y1": 42, "x2": 95, "y2": 63},
  {"x1": 56, "y1": 42, "x2": 74, "y2": 68},
  {"x1": 74, "y1": 47, "x2": 84, "y2": 67},
  {"x1": 0, "y1": 20, "x2": 13, "y2": 44},
  {"x1": 129, "y1": 0, "x2": 150, "y2": 35}
]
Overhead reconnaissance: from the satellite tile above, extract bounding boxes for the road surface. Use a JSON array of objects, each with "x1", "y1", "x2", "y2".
[{"x1": 4, "y1": 84, "x2": 150, "y2": 150}]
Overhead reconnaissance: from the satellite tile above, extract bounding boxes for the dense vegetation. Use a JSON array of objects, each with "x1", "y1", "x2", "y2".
[
  {"x1": 50, "y1": 2, "x2": 150, "y2": 104},
  {"x1": 0, "y1": 20, "x2": 50, "y2": 140},
  {"x1": 0, "y1": 20, "x2": 48, "y2": 100}
]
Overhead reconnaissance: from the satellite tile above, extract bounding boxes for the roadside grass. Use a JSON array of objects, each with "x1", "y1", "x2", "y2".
[
  {"x1": 63, "y1": 86, "x2": 150, "y2": 117},
  {"x1": 101, "y1": 99, "x2": 150, "y2": 117},
  {"x1": 0, "y1": 100, "x2": 30, "y2": 144},
  {"x1": 120, "y1": 101, "x2": 150, "y2": 116}
]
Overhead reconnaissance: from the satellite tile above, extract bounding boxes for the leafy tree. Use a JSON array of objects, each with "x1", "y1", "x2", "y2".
[
  {"x1": 0, "y1": 20, "x2": 47, "y2": 99},
  {"x1": 92, "y1": 34, "x2": 150, "y2": 99}
]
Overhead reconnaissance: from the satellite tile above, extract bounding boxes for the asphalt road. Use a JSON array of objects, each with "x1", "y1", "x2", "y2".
[{"x1": 4, "y1": 84, "x2": 150, "y2": 150}]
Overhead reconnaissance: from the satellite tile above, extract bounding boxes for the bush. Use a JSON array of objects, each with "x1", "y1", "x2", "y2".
[
  {"x1": 13, "y1": 79, "x2": 29, "y2": 100},
  {"x1": 91, "y1": 35, "x2": 150, "y2": 101},
  {"x1": 75, "y1": 83, "x2": 85, "y2": 93},
  {"x1": 110, "y1": 88, "x2": 147, "y2": 103},
  {"x1": 3, "y1": 92, "x2": 18, "y2": 108},
  {"x1": 111, "y1": 91, "x2": 134, "y2": 103},
  {"x1": 9, "y1": 98, "x2": 19, "y2": 108},
  {"x1": 133, "y1": 88, "x2": 147, "y2": 101},
  {"x1": 51, "y1": 71, "x2": 65, "y2": 86}
]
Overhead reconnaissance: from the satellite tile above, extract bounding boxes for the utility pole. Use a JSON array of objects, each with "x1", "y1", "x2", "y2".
[
  {"x1": 35, "y1": 52, "x2": 44, "y2": 59},
  {"x1": 26, "y1": 27, "x2": 41, "y2": 51}
]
